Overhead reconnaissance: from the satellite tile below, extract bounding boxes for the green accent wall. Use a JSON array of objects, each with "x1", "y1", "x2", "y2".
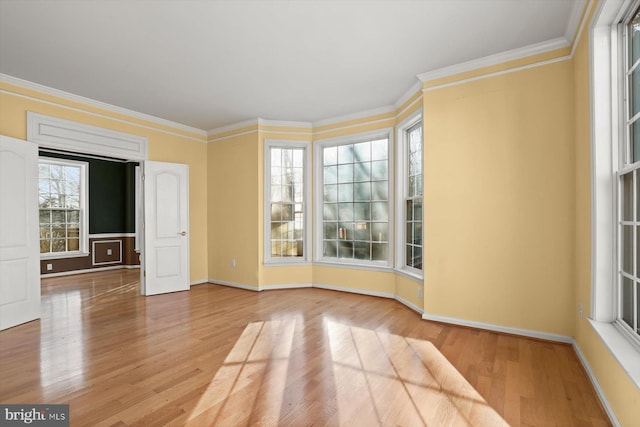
[{"x1": 39, "y1": 151, "x2": 138, "y2": 234}]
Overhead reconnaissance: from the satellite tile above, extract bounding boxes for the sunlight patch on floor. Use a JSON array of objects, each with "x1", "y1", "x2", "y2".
[
  {"x1": 186, "y1": 317, "x2": 296, "y2": 425},
  {"x1": 326, "y1": 320, "x2": 508, "y2": 426}
]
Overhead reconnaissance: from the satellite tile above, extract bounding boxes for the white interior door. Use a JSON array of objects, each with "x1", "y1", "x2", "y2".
[
  {"x1": 0, "y1": 135, "x2": 40, "y2": 330},
  {"x1": 143, "y1": 161, "x2": 190, "y2": 296}
]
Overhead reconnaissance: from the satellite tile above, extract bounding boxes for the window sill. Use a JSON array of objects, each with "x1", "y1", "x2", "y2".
[
  {"x1": 264, "y1": 260, "x2": 313, "y2": 267},
  {"x1": 588, "y1": 318, "x2": 640, "y2": 390},
  {"x1": 313, "y1": 259, "x2": 393, "y2": 273},
  {"x1": 40, "y1": 251, "x2": 89, "y2": 260},
  {"x1": 394, "y1": 268, "x2": 423, "y2": 283}
]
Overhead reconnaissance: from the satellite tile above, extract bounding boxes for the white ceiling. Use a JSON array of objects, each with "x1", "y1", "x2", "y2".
[{"x1": 0, "y1": 0, "x2": 584, "y2": 133}]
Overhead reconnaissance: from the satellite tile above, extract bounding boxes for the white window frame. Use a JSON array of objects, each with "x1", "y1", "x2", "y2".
[
  {"x1": 313, "y1": 128, "x2": 394, "y2": 269},
  {"x1": 395, "y1": 110, "x2": 423, "y2": 280},
  {"x1": 38, "y1": 157, "x2": 89, "y2": 259},
  {"x1": 264, "y1": 139, "x2": 312, "y2": 264},
  {"x1": 590, "y1": 0, "x2": 640, "y2": 389}
]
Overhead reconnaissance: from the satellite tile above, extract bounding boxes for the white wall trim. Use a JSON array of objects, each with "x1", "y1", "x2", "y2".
[
  {"x1": 394, "y1": 80, "x2": 423, "y2": 110},
  {"x1": 40, "y1": 264, "x2": 128, "y2": 278},
  {"x1": 207, "y1": 278, "x2": 259, "y2": 292},
  {"x1": 259, "y1": 118, "x2": 313, "y2": 129},
  {"x1": 1, "y1": 73, "x2": 206, "y2": 137},
  {"x1": 89, "y1": 233, "x2": 136, "y2": 239},
  {"x1": 394, "y1": 295, "x2": 423, "y2": 315},
  {"x1": 28, "y1": 112, "x2": 148, "y2": 161},
  {"x1": 312, "y1": 105, "x2": 396, "y2": 129},
  {"x1": 92, "y1": 240, "x2": 123, "y2": 266},
  {"x1": 566, "y1": 0, "x2": 589, "y2": 44},
  {"x1": 417, "y1": 37, "x2": 570, "y2": 84},
  {"x1": 572, "y1": 339, "x2": 622, "y2": 426},
  {"x1": 261, "y1": 283, "x2": 313, "y2": 290},
  {"x1": 207, "y1": 129, "x2": 259, "y2": 143},
  {"x1": 312, "y1": 282, "x2": 395, "y2": 299},
  {"x1": 422, "y1": 55, "x2": 571, "y2": 94},
  {"x1": 421, "y1": 313, "x2": 573, "y2": 343},
  {"x1": 190, "y1": 279, "x2": 209, "y2": 286},
  {"x1": 207, "y1": 118, "x2": 259, "y2": 138}
]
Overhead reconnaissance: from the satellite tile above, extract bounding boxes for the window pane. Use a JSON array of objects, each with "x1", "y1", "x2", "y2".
[
  {"x1": 372, "y1": 243, "x2": 388, "y2": 261},
  {"x1": 372, "y1": 181, "x2": 388, "y2": 201},
  {"x1": 324, "y1": 184, "x2": 338, "y2": 202},
  {"x1": 338, "y1": 145, "x2": 354, "y2": 164},
  {"x1": 338, "y1": 164, "x2": 353, "y2": 183},
  {"x1": 338, "y1": 241, "x2": 353, "y2": 258},
  {"x1": 67, "y1": 238, "x2": 79, "y2": 251},
  {"x1": 632, "y1": 120, "x2": 640, "y2": 164},
  {"x1": 39, "y1": 210, "x2": 50, "y2": 224},
  {"x1": 623, "y1": 225, "x2": 634, "y2": 274},
  {"x1": 354, "y1": 222, "x2": 370, "y2": 240},
  {"x1": 622, "y1": 276, "x2": 634, "y2": 328},
  {"x1": 324, "y1": 222, "x2": 337, "y2": 240},
  {"x1": 338, "y1": 222, "x2": 354, "y2": 241},
  {"x1": 354, "y1": 142, "x2": 371, "y2": 162},
  {"x1": 371, "y1": 139, "x2": 388, "y2": 160},
  {"x1": 354, "y1": 162, "x2": 371, "y2": 182},
  {"x1": 51, "y1": 239, "x2": 66, "y2": 252},
  {"x1": 338, "y1": 183, "x2": 353, "y2": 202},
  {"x1": 354, "y1": 202, "x2": 370, "y2": 221},
  {"x1": 354, "y1": 182, "x2": 371, "y2": 201},
  {"x1": 631, "y1": 11, "x2": 640, "y2": 64},
  {"x1": 324, "y1": 240, "x2": 337, "y2": 257},
  {"x1": 372, "y1": 223, "x2": 387, "y2": 242},
  {"x1": 630, "y1": 68, "x2": 640, "y2": 120},
  {"x1": 354, "y1": 241, "x2": 370, "y2": 260},
  {"x1": 324, "y1": 166, "x2": 337, "y2": 184},
  {"x1": 324, "y1": 147, "x2": 337, "y2": 165},
  {"x1": 39, "y1": 240, "x2": 50, "y2": 253},
  {"x1": 39, "y1": 227, "x2": 50, "y2": 239},
  {"x1": 322, "y1": 139, "x2": 388, "y2": 262}
]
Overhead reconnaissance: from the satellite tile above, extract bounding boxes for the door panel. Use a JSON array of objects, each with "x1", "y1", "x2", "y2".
[
  {"x1": 143, "y1": 161, "x2": 190, "y2": 296},
  {"x1": 0, "y1": 135, "x2": 40, "y2": 330}
]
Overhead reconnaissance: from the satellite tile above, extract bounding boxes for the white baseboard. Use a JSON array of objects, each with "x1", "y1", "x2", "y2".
[
  {"x1": 207, "y1": 278, "x2": 259, "y2": 292},
  {"x1": 394, "y1": 295, "x2": 424, "y2": 315},
  {"x1": 41, "y1": 264, "x2": 138, "y2": 278},
  {"x1": 421, "y1": 313, "x2": 573, "y2": 343},
  {"x1": 190, "y1": 279, "x2": 209, "y2": 286},
  {"x1": 260, "y1": 283, "x2": 313, "y2": 290},
  {"x1": 572, "y1": 341, "x2": 621, "y2": 427},
  {"x1": 313, "y1": 282, "x2": 395, "y2": 299}
]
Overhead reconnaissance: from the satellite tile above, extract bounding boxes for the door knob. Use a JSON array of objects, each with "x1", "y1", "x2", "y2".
[{"x1": 179, "y1": 231, "x2": 187, "y2": 236}]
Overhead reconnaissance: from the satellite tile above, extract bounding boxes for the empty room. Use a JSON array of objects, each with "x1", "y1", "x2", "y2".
[{"x1": 0, "y1": 0, "x2": 638, "y2": 425}]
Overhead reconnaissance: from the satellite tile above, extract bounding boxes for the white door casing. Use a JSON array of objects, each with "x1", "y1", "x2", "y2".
[
  {"x1": 143, "y1": 161, "x2": 190, "y2": 296},
  {"x1": 0, "y1": 135, "x2": 40, "y2": 330}
]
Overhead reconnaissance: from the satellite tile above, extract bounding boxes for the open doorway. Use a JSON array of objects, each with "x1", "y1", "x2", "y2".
[{"x1": 37, "y1": 149, "x2": 141, "y2": 279}]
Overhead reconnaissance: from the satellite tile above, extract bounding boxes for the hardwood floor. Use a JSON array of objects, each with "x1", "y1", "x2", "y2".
[{"x1": 0, "y1": 270, "x2": 610, "y2": 426}]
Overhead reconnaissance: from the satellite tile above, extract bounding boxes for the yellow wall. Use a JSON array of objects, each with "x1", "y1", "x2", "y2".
[
  {"x1": 207, "y1": 130, "x2": 261, "y2": 288},
  {"x1": 422, "y1": 60, "x2": 575, "y2": 336},
  {"x1": 572, "y1": 2, "x2": 640, "y2": 424},
  {"x1": 0, "y1": 82, "x2": 209, "y2": 283}
]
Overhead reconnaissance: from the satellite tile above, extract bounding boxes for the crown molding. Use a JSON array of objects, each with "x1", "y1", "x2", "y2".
[
  {"x1": 393, "y1": 80, "x2": 423, "y2": 110},
  {"x1": 206, "y1": 118, "x2": 259, "y2": 137},
  {"x1": 0, "y1": 73, "x2": 207, "y2": 138},
  {"x1": 258, "y1": 118, "x2": 313, "y2": 129},
  {"x1": 566, "y1": 0, "x2": 588, "y2": 43},
  {"x1": 312, "y1": 105, "x2": 396, "y2": 128},
  {"x1": 417, "y1": 37, "x2": 570, "y2": 83}
]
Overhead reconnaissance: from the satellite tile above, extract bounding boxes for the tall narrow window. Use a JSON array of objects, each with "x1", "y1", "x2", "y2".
[
  {"x1": 316, "y1": 132, "x2": 391, "y2": 265},
  {"x1": 38, "y1": 158, "x2": 88, "y2": 256},
  {"x1": 405, "y1": 122, "x2": 423, "y2": 270},
  {"x1": 265, "y1": 140, "x2": 310, "y2": 263},
  {"x1": 620, "y1": 8, "x2": 640, "y2": 339}
]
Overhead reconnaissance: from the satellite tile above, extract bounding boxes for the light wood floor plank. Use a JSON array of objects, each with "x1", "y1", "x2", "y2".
[{"x1": 0, "y1": 270, "x2": 611, "y2": 426}]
